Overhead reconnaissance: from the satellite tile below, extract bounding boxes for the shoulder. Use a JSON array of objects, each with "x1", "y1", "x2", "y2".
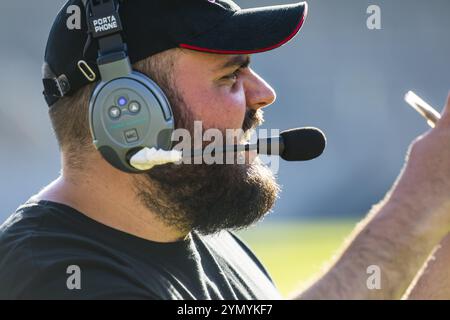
[
  {"x1": 0, "y1": 201, "x2": 50, "y2": 267},
  {"x1": 0, "y1": 201, "x2": 74, "y2": 266},
  {"x1": 0, "y1": 202, "x2": 159, "y2": 299},
  {"x1": 0, "y1": 202, "x2": 51, "y2": 299}
]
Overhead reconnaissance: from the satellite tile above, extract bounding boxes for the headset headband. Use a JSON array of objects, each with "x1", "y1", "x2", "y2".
[
  {"x1": 42, "y1": 0, "x2": 128, "y2": 106},
  {"x1": 86, "y1": 0, "x2": 126, "y2": 66}
]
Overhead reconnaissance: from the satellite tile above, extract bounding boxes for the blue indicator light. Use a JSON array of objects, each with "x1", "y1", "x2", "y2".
[{"x1": 118, "y1": 97, "x2": 128, "y2": 106}]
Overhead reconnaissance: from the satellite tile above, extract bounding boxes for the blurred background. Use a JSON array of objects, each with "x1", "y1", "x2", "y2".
[{"x1": 1, "y1": 0, "x2": 449, "y2": 297}]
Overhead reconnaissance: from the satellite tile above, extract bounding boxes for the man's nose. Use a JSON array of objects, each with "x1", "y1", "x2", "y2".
[{"x1": 244, "y1": 69, "x2": 277, "y2": 111}]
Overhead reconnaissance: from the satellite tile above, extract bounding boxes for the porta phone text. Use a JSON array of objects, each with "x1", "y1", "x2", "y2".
[
  {"x1": 92, "y1": 15, "x2": 118, "y2": 33},
  {"x1": 177, "y1": 304, "x2": 273, "y2": 318}
]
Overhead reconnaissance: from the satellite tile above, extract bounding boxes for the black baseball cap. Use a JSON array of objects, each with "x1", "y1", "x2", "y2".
[{"x1": 43, "y1": 0, "x2": 308, "y2": 106}]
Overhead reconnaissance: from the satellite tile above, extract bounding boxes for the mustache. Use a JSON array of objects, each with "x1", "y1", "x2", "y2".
[
  {"x1": 242, "y1": 109, "x2": 264, "y2": 133},
  {"x1": 174, "y1": 108, "x2": 264, "y2": 143}
]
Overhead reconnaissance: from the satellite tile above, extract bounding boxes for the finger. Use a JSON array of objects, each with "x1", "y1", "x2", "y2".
[{"x1": 437, "y1": 91, "x2": 450, "y2": 128}]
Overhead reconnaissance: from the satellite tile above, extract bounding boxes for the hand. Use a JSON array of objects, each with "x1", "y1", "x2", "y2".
[
  {"x1": 294, "y1": 94, "x2": 450, "y2": 300},
  {"x1": 390, "y1": 93, "x2": 450, "y2": 232}
]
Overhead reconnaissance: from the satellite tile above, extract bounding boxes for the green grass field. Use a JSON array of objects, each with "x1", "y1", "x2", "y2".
[{"x1": 237, "y1": 220, "x2": 358, "y2": 298}]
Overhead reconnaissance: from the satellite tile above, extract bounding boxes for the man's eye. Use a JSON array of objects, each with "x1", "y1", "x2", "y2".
[{"x1": 223, "y1": 69, "x2": 240, "y2": 81}]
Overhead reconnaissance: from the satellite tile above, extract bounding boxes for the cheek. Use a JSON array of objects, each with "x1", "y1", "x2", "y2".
[
  {"x1": 183, "y1": 84, "x2": 247, "y2": 130},
  {"x1": 211, "y1": 89, "x2": 246, "y2": 129}
]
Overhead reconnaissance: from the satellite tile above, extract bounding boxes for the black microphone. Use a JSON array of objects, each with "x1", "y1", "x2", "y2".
[
  {"x1": 205, "y1": 127, "x2": 326, "y2": 161},
  {"x1": 264, "y1": 127, "x2": 326, "y2": 161}
]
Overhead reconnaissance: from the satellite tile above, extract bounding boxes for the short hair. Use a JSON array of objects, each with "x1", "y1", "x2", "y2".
[{"x1": 48, "y1": 48, "x2": 179, "y2": 170}]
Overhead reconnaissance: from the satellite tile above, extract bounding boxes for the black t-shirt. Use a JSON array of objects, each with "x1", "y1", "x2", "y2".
[{"x1": 0, "y1": 200, "x2": 281, "y2": 300}]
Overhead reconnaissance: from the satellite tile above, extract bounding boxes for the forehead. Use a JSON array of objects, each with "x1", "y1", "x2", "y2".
[{"x1": 176, "y1": 49, "x2": 249, "y2": 72}]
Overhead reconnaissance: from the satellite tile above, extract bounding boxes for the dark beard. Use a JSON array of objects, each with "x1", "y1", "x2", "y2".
[
  {"x1": 135, "y1": 159, "x2": 279, "y2": 235},
  {"x1": 132, "y1": 84, "x2": 280, "y2": 236}
]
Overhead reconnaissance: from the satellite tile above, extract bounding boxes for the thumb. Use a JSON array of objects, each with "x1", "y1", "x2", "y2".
[
  {"x1": 436, "y1": 92, "x2": 450, "y2": 128},
  {"x1": 437, "y1": 91, "x2": 450, "y2": 128}
]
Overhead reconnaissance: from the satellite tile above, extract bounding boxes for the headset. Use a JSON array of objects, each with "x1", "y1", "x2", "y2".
[{"x1": 85, "y1": 0, "x2": 174, "y2": 173}]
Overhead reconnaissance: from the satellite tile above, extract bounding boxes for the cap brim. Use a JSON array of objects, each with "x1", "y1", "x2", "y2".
[{"x1": 180, "y1": 2, "x2": 308, "y2": 54}]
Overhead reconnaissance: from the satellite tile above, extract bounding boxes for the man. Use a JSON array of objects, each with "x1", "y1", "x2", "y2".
[{"x1": 0, "y1": 0, "x2": 449, "y2": 300}]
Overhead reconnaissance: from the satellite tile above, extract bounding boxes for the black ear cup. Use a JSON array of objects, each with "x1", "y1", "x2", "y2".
[{"x1": 89, "y1": 71, "x2": 174, "y2": 173}]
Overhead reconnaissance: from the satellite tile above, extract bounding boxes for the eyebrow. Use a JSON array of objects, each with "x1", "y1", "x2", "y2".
[{"x1": 217, "y1": 55, "x2": 251, "y2": 71}]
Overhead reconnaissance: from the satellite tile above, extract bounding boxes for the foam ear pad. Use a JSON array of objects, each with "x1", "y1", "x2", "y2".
[{"x1": 89, "y1": 71, "x2": 175, "y2": 173}]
